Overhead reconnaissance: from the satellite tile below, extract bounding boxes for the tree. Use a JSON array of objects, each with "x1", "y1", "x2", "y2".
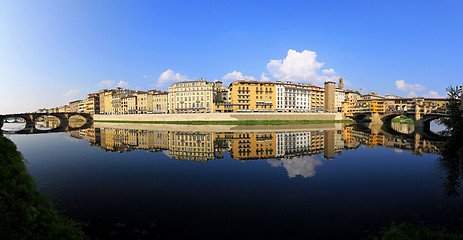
[{"x1": 436, "y1": 85, "x2": 463, "y2": 197}]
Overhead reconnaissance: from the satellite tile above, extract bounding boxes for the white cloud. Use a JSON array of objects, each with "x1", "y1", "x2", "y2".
[
  {"x1": 260, "y1": 72, "x2": 270, "y2": 81},
  {"x1": 407, "y1": 91, "x2": 417, "y2": 98},
  {"x1": 321, "y1": 68, "x2": 336, "y2": 75},
  {"x1": 157, "y1": 69, "x2": 189, "y2": 88},
  {"x1": 395, "y1": 80, "x2": 426, "y2": 92},
  {"x1": 63, "y1": 89, "x2": 81, "y2": 97},
  {"x1": 267, "y1": 156, "x2": 323, "y2": 178},
  {"x1": 99, "y1": 80, "x2": 115, "y2": 87},
  {"x1": 117, "y1": 80, "x2": 129, "y2": 88},
  {"x1": 142, "y1": 75, "x2": 148, "y2": 79},
  {"x1": 424, "y1": 90, "x2": 444, "y2": 98},
  {"x1": 222, "y1": 70, "x2": 256, "y2": 81},
  {"x1": 266, "y1": 49, "x2": 339, "y2": 85}
]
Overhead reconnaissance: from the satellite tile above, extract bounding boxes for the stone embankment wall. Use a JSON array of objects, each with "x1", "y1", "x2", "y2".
[
  {"x1": 93, "y1": 122, "x2": 343, "y2": 133},
  {"x1": 93, "y1": 112, "x2": 342, "y2": 122}
]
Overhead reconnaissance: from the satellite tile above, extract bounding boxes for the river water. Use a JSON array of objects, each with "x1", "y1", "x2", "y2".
[{"x1": 2, "y1": 121, "x2": 461, "y2": 239}]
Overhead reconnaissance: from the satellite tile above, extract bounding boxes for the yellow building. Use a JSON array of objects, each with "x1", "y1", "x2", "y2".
[
  {"x1": 168, "y1": 78, "x2": 215, "y2": 113},
  {"x1": 341, "y1": 98, "x2": 356, "y2": 117},
  {"x1": 148, "y1": 90, "x2": 168, "y2": 113},
  {"x1": 122, "y1": 95, "x2": 137, "y2": 114},
  {"x1": 228, "y1": 80, "x2": 276, "y2": 112},
  {"x1": 309, "y1": 85, "x2": 324, "y2": 112},
  {"x1": 103, "y1": 91, "x2": 114, "y2": 114},
  {"x1": 85, "y1": 93, "x2": 100, "y2": 114},
  {"x1": 354, "y1": 99, "x2": 386, "y2": 113},
  {"x1": 101, "y1": 88, "x2": 136, "y2": 114},
  {"x1": 134, "y1": 91, "x2": 148, "y2": 114},
  {"x1": 370, "y1": 100, "x2": 386, "y2": 113}
]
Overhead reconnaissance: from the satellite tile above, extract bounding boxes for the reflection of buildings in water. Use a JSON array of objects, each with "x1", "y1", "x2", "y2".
[
  {"x1": 342, "y1": 127, "x2": 443, "y2": 155},
  {"x1": 36, "y1": 120, "x2": 59, "y2": 129},
  {"x1": 323, "y1": 130, "x2": 335, "y2": 159},
  {"x1": 86, "y1": 128, "x2": 333, "y2": 163},
  {"x1": 275, "y1": 131, "x2": 325, "y2": 157},
  {"x1": 72, "y1": 124, "x2": 444, "y2": 165},
  {"x1": 276, "y1": 132, "x2": 310, "y2": 157},
  {"x1": 100, "y1": 128, "x2": 169, "y2": 153},
  {"x1": 216, "y1": 132, "x2": 276, "y2": 160},
  {"x1": 69, "y1": 128, "x2": 101, "y2": 146},
  {"x1": 391, "y1": 122, "x2": 414, "y2": 134},
  {"x1": 169, "y1": 132, "x2": 215, "y2": 162},
  {"x1": 268, "y1": 155, "x2": 323, "y2": 178}
]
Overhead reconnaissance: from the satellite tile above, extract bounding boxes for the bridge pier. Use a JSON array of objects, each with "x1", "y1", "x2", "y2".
[
  {"x1": 368, "y1": 123, "x2": 382, "y2": 135},
  {"x1": 23, "y1": 115, "x2": 36, "y2": 131},
  {"x1": 371, "y1": 112, "x2": 382, "y2": 124},
  {"x1": 54, "y1": 115, "x2": 70, "y2": 132},
  {"x1": 415, "y1": 119, "x2": 425, "y2": 128}
]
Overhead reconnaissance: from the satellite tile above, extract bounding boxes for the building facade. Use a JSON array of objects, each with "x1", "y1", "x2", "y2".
[
  {"x1": 168, "y1": 79, "x2": 215, "y2": 113},
  {"x1": 275, "y1": 82, "x2": 311, "y2": 112},
  {"x1": 85, "y1": 93, "x2": 100, "y2": 114},
  {"x1": 228, "y1": 80, "x2": 276, "y2": 112}
]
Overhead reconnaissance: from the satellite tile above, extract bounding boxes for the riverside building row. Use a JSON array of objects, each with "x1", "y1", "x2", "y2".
[{"x1": 39, "y1": 77, "x2": 449, "y2": 117}]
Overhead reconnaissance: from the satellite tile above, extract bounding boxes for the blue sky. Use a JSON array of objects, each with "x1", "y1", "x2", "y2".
[{"x1": 0, "y1": 0, "x2": 462, "y2": 113}]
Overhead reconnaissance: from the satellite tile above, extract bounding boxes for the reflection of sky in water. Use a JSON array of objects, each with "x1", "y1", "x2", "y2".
[
  {"x1": 268, "y1": 155, "x2": 323, "y2": 178},
  {"x1": 1, "y1": 122, "x2": 25, "y2": 131},
  {"x1": 430, "y1": 120, "x2": 447, "y2": 133}
]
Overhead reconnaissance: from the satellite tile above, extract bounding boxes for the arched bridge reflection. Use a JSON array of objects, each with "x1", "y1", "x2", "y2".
[{"x1": 0, "y1": 112, "x2": 93, "y2": 134}]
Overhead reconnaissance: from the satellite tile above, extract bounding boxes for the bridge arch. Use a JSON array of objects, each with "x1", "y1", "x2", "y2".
[
  {"x1": 35, "y1": 115, "x2": 62, "y2": 130},
  {"x1": 416, "y1": 114, "x2": 447, "y2": 130},
  {"x1": 380, "y1": 112, "x2": 402, "y2": 123},
  {"x1": 352, "y1": 113, "x2": 370, "y2": 122},
  {"x1": 1, "y1": 112, "x2": 93, "y2": 134}
]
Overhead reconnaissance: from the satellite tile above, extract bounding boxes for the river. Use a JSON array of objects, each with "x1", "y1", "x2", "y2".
[{"x1": 1, "y1": 121, "x2": 461, "y2": 239}]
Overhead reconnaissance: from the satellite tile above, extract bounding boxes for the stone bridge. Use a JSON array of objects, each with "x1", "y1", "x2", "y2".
[
  {"x1": 351, "y1": 111, "x2": 448, "y2": 129},
  {"x1": 0, "y1": 112, "x2": 93, "y2": 134}
]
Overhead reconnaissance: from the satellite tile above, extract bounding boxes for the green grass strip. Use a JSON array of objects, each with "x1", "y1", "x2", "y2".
[{"x1": 93, "y1": 119, "x2": 353, "y2": 125}]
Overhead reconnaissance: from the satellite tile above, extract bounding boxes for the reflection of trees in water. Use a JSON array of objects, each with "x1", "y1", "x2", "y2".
[
  {"x1": 0, "y1": 134, "x2": 87, "y2": 239},
  {"x1": 268, "y1": 156, "x2": 323, "y2": 178},
  {"x1": 391, "y1": 122, "x2": 414, "y2": 135},
  {"x1": 435, "y1": 86, "x2": 463, "y2": 198}
]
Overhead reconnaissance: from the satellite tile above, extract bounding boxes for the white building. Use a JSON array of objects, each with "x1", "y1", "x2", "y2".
[
  {"x1": 335, "y1": 89, "x2": 345, "y2": 112},
  {"x1": 275, "y1": 82, "x2": 312, "y2": 112}
]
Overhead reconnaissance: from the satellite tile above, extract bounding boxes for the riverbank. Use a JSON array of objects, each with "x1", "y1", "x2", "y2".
[
  {"x1": 93, "y1": 112, "x2": 346, "y2": 125},
  {"x1": 93, "y1": 122, "x2": 344, "y2": 132},
  {"x1": 0, "y1": 133, "x2": 87, "y2": 239}
]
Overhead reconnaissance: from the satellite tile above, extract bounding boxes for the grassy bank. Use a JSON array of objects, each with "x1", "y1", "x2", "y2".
[
  {"x1": 391, "y1": 115, "x2": 414, "y2": 124},
  {"x1": 0, "y1": 133, "x2": 87, "y2": 239},
  {"x1": 94, "y1": 119, "x2": 353, "y2": 125}
]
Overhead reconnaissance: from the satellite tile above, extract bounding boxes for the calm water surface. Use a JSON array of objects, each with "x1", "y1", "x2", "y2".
[{"x1": 2, "y1": 122, "x2": 461, "y2": 239}]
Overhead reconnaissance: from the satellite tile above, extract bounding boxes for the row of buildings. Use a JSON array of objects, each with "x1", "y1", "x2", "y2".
[{"x1": 40, "y1": 78, "x2": 448, "y2": 116}]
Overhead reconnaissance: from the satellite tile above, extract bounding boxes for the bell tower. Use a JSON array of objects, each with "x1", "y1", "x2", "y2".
[{"x1": 338, "y1": 77, "x2": 344, "y2": 90}]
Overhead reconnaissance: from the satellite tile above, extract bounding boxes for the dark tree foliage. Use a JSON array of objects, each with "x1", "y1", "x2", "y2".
[
  {"x1": 0, "y1": 133, "x2": 87, "y2": 240},
  {"x1": 372, "y1": 222, "x2": 463, "y2": 240},
  {"x1": 437, "y1": 85, "x2": 463, "y2": 197}
]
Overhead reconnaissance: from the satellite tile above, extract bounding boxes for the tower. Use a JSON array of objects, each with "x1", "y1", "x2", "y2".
[
  {"x1": 338, "y1": 77, "x2": 344, "y2": 90},
  {"x1": 324, "y1": 81, "x2": 336, "y2": 113}
]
